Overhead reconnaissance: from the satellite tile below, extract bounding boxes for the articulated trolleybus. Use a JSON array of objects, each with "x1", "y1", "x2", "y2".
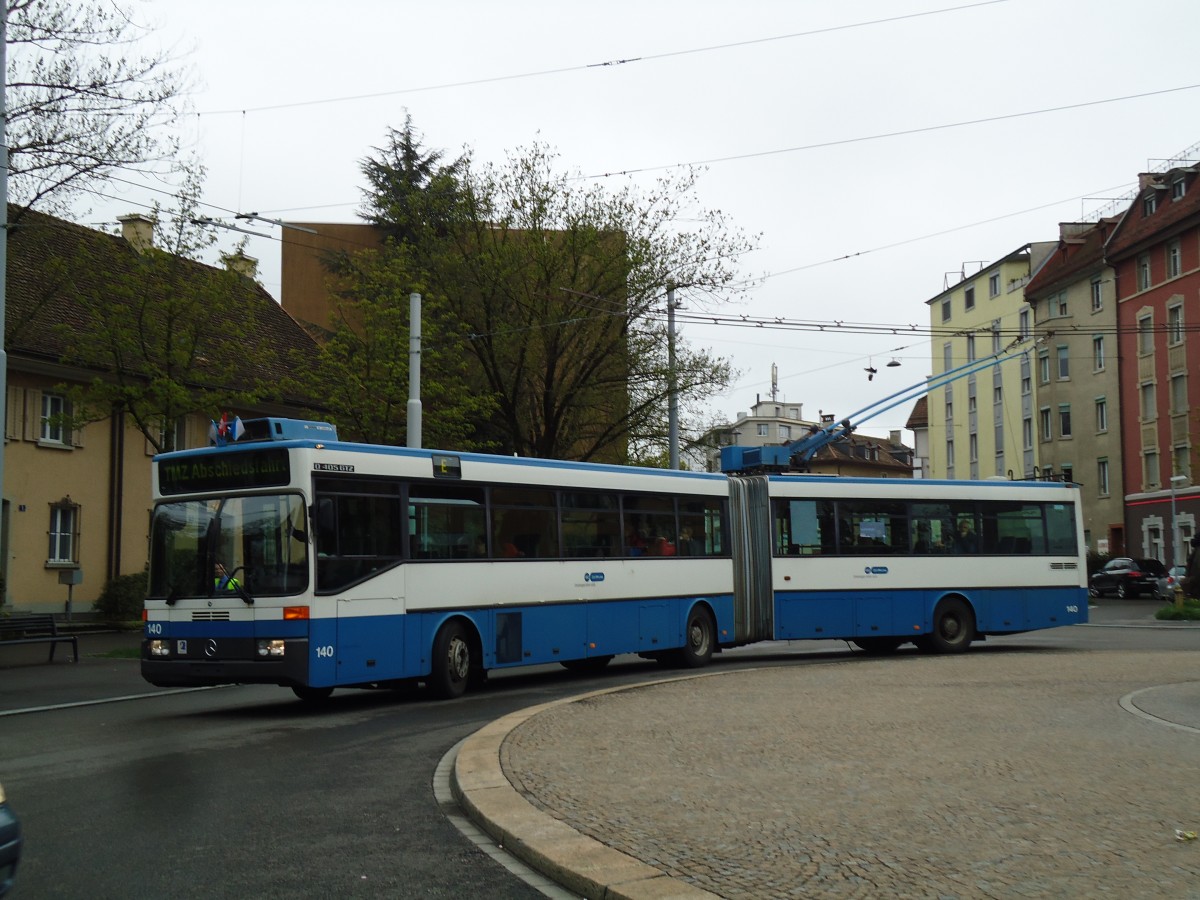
[{"x1": 142, "y1": 419, "x2": 1087, "y2": 701}]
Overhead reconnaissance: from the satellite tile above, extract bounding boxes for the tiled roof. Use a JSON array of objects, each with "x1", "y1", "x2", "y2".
[
  {"x1": 1025, "y1": 218, "x2": 1119, "y2": 298},
  {"x1": 905, "y1": 395, "x2": 928, "y2": 430},
  {"x1": 5, "y1": 206, "x2": 321, "y2": 402},
  {"x1": 1105, "y1": 168, "x2": 1200, "y2": 260}
]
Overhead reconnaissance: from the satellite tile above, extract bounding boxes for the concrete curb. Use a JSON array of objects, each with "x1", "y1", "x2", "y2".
[{"x1": 452, "y1": 674, "x2": 726, "y2": 900}]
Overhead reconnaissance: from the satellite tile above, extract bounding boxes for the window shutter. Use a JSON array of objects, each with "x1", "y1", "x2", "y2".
[
  {"x1": 24, "y1": 389, "x2": 41, "y2": 441},
  {"x1": 5, "y1": 387, "x2": 22, "y2": 441},
  {"x1": 72, "y1": 422, "x2": 85, "y2": 448}
]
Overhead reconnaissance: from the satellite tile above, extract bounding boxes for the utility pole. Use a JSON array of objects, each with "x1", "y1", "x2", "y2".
[
  {"x1": 0, "y1": 7, "x2": 9, "y2": 604},
  {"x1": 667, "y1": 284, "x2": 679, "y2": 470}
]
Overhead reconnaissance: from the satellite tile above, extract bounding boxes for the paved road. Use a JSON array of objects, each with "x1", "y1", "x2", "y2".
[
  {"x1": 4, "y1": 602, "x2": 1199, "y2": 899},
  {"x1": 454, "y1": 605, "x2": 1200, "y2": 899}
]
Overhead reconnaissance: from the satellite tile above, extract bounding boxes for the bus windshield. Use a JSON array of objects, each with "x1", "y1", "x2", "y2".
[{"x1": 148, "y1": 493, "x2": 310, "y2": 601}]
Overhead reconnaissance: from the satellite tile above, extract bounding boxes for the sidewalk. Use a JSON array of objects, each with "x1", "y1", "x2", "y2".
[
  {"x1": 0, "y1": 630, "x2": 152, "y2": 714},
  {"x1": 454, "y1": 602, "x2": 1200, "y2": 899}
]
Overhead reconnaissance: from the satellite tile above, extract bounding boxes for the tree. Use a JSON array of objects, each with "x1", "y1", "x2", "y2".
[
  {"x1": 46, "y1": 171, "x2": 288, "y2": 452},
  {"x1": 5, "y1": 0, "x2": 186, "y2": 216},
  {"x1": 296, "y1": 246, "x2": 496, "y2": 449},
  {"x1": 367, "y1": 138, "x2": 755, "y2": 462}
]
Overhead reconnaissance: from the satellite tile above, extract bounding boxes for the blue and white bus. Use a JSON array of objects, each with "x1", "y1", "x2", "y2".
[{"x1": 142, "y1": 419, "x2": 1087, "y2": 700}]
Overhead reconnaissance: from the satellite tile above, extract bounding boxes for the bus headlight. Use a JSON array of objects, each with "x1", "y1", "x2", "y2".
[
  {"x1": 148, "y1": 640, "x2": 170, "y2": 657},
  {"x1": 256, "y1": 639, "x2": 286, "y2": 658}
]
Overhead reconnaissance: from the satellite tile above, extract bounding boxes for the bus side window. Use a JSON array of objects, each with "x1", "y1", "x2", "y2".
[{"x1": 316, "y1": 497, "x2": 336, "y2": 554}]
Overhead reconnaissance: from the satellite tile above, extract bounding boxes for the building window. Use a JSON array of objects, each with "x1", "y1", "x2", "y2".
[
  {"x1": 1138, "y1": 314, "x2": 1154, "y2": 354},
  {"x1": 989, "y1": 273, "x2": 1000, "y2": 298},
  {"x1": 788, "y1": 408, "x2": 799, "y2": 419},
  {"x1": 48, "y1": 501, "x2": 79, "y2": 564},
  {"x1": 1141, "y1": 382, "x2": 1156, "y2": 421},
  {"x1": 1055, "y1": 292, "x2": 1068, "y2": 317},
  {"x1": 1097, "y1": 459, "x2": 1110, "y2": 495},
  {"x1": 1060, "y1": 464, "x2": 1073, "y2": 484},
  {"x1": 994, "y1": 421, "x2": 1003, "y2": 449},
  {"x1": 1059, "y1": 404, "x2": 1072, "y2": 438},
  {"x1": 993, "y1": 386, "x2": 1002, "y2": 405},
  {"x1": 966, "y1": 334, "x2": 976, "y2": 363},
  {"x1": 1021, "y1": 373, "x2": 1031, "y2": 395},
  {"x1": 1137, "y1": 254, "x2": 1151, "y2": 291},
  {"x1": 1039, "y1": 407, "x2": 1052, "y2": 441},
  {"x1": 756, "y1": 423, "x2": 769, "y2": 437},
  {"x1": 1144, "y1": 449, "x2": 1160, "y2": 490},
  {"x1": 1038, "y1": 350, "x2": 1050, "y2": 384},
  {"x1": 41, "y1": 393, "x2": 68, "y2": 444},
  {"x1": 1171, "y1": 373, "x2": 1188, "y2": 413},
  {"x1": 1022, "y1": 416, "x2": 1033, "y2": 450},
  {"x1": 1172, "y1": 177, "x2": 1187, "y2": 201},
  {"x1": 1018, "y1": 308, "x2": 1030, "y2": 340},
  {"x1": 1090, "y1": 277, "x2": 1103, "y2": 312},
  {"x1": 992, "y1": 326, "x2": 1001, "y2": 355},
  {"x1": 1095, "y1": 397, "x2": 1108, "y2": 433},
  {"x1": 1167, "y1": 241, "x2": 1182, "y2": 279},
  {"x1": 778, "y1": 424, "x2": 791, "y2": 441},
  {"x1": 964, "y1": 286, "x2": 975, "y2": 311},
  {"x1": 946, "y1": 438, "x2": 955, "y2": 468},
  {"x1": 1056, "y1": 345, "x2": 1069, "y2": 380},
  {"x1": 1143, "y1": 194, "x2": 1157, "y2": 216},
  {"x1": 1168, "y1": 304, "x2": 1183, "y2": 344},
  {"x1": 941, "y1": 298, "x2": 951, "y2": 322},
  {"x1": 969, "y1": 433, "x2": 978, "y2": 462},
  {"x1": 967, "y1": 395, "x2": 977, "y2": 413},
  {"x1": 943, "y1": 342, "x2": 952, "y2": 370},
  {"x1": 1174, "y1": 444, "x2": 1191, "y2": 482},
  {"x1": 1092, "y1": 335, "x2": 1105, "y2": 371}
]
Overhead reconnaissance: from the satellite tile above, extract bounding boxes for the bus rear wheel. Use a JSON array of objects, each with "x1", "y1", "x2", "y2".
[
  {"x1": 917, "y1": 597, "x2": 975, "y2": 654},
  {"x1": 430, "y1": 620, "x2": 474, "y2": 699},
  {"x1": 677, "y1": 606, "x2": 716, "y2": 668}
]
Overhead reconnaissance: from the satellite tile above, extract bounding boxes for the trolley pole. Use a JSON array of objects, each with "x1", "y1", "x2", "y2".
[{"x1": 407, "y1": 292, "x2": 422, "y2": 449}]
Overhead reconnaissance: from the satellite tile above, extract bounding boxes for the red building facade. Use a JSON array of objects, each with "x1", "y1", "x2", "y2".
[{"x1": 1106, "y1": 166, "x2": 1200, "y2": 568}]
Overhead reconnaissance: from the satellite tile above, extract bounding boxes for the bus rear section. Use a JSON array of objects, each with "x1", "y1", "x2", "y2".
[{"x1": 755, "y1": 475, "x2": 1088, "y2": 653}]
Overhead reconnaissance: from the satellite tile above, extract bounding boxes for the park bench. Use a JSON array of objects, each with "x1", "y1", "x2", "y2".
[{"x1": 0, "y1": 614, "x2": 79, "y2": 663}]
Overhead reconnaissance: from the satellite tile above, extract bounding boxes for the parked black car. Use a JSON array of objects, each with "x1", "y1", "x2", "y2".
[
  {"x1": 1089, "y1": 557, "x2": 1168, "y2": 599},
  {"x1": 0, "y1": 783, "x2": 19, "y2": 898}
]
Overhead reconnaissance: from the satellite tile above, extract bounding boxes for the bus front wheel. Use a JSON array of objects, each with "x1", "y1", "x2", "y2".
[
  {"x1": 917, "y1": 597, "x2": 976, "y2": 654},
  {"x1": 430, "y1": 620, "x2": 474, "y2": 699}
]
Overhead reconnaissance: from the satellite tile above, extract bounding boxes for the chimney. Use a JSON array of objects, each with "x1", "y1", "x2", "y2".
[
  {"x1": 889, "y1": 429, "x2": 901, "y2": 446},
  {"x1": 221, "y1": 250, "x2": 259, "y2": 279},
  {"x1": 117, "y1": 213, "x2": 156, "y2": 253}
]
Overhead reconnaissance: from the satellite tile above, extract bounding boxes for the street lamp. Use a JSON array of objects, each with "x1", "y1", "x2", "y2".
[{"x1": 1170, "y1": 474, "x2": 1188, "y2": 566}]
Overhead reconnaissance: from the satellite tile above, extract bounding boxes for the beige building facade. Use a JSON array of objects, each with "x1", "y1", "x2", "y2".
[{"x1": 924, "y1": 243, "x2": 1055, "y2": 481}]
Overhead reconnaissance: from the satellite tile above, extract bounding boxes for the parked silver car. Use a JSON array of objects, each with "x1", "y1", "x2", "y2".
[{"x1": 1156, "y1": 565, "x2": 1189, "y2": 600}]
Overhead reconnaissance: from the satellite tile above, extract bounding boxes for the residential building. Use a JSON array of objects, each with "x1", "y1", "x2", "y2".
[
  {"x1": 1105, "y1": 166, "x2": 1200, "y2": 567},
  {"x1": 3, "y1": 207, "x2": 322, "y2": 614},
  {"x1": 1025, "y1": 218, "x2": 1125, "y2": 554},
  {"x1": 703, "y1": 399, "x2": 913, "y2": 477},
  {"x1": 905, "y1": 395, "x2": 929, "y2": 478},
  {"x1": 924, "y1": 243, "x2": 1055, "y2": 481}
]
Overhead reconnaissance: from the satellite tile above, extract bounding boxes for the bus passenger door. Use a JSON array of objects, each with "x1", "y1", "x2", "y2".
[{"x1": 336, "y1": 594, "x2": 406, "y2": 683}]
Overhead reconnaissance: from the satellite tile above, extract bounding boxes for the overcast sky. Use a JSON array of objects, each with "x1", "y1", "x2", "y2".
[{"x1": 87, "y1": 0, "x2": 1200, "y2": 441}]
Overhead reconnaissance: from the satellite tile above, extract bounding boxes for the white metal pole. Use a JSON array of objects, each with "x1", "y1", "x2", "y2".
[{"x1": 407, "y1": 292, "x2": 422, "y2": 448}]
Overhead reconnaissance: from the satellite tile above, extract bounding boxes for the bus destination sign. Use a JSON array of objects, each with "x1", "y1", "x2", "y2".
[{"x1": 159, "y1": 448, "x2": 291, "y2": 495}]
